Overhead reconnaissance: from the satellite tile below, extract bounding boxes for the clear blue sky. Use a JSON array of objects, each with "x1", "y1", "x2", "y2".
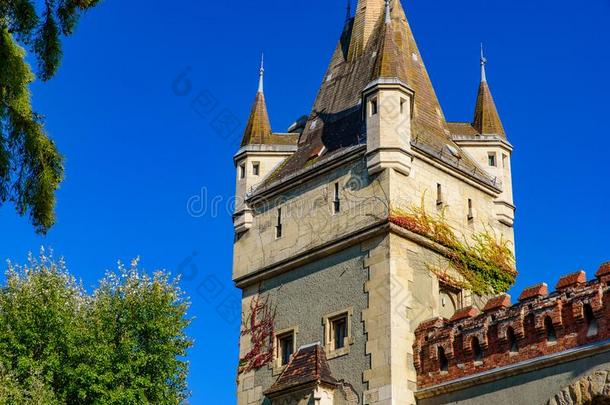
[{"x1": 1, "y1": 0, "x2": 609, "y2": 403}]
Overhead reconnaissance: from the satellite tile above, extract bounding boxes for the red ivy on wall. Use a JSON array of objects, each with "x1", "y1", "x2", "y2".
[{"x1": 238, "y1": 294, "x2": 276, "y2": 376}]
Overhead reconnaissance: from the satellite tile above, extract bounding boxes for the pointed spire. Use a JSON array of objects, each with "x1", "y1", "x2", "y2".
[
  {"x1": 241, "y1": 58, "x2": 273, "y2": 147},
  {"x1": 346, "y1": 0, "x2": 352, "y2": 21},
  {"x1": 385, "y1": 0, "x2": 391, "y2": 24},
  {"x1": 348, "y1": 0, "x2": 386, "y2": 58},
  {"x1": 473, "y1": 47, "x2": 506, "y2": 137},
  {"x1": 480, "y1": 43, "x2": 487, "y2": 83},
  {"x1": 258, "y1": 53, "x2": 265, "y2": 93},
  {"x1": 372, "y1": 0, "x2": 407, "y2": 83}
]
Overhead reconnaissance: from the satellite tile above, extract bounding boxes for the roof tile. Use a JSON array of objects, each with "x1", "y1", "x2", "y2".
[{"x1": 264, "y1": 344, "x2": 338, "y2": 397}]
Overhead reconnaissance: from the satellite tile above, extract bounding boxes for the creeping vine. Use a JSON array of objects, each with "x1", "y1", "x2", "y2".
[{"x1": 389, "y1": 199, "x2": 516, "y2": 295}]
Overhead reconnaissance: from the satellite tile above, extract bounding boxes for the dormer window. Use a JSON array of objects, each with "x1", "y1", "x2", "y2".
[{"x1": 488, "y1": 152, "x2": 497, "y2": 167}]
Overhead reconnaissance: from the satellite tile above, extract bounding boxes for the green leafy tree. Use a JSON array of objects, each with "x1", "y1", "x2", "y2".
[
  {"x1": 0, "y1": 1, "x2": 101, "y2": 233},
  {"x1": 0, "y1": 250, "x2": 192, "y2": 404}
]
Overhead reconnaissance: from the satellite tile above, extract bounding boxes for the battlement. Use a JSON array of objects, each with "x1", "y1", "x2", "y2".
[{"x1": 413, "y1": 262, "x2": 610, "y2": 389}]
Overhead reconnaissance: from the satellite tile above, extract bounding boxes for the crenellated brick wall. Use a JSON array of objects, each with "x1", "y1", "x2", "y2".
[{"x1": 413, "y1": 262, "x2": 610, "y2": 389}]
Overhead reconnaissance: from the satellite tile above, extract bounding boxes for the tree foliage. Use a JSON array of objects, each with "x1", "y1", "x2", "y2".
[
  {"x1": 0, "y1": 1, "x2": 101, "y2": 233},
  {"x1": 0, "y1": 250, "x2": 192, "y2": 404}
]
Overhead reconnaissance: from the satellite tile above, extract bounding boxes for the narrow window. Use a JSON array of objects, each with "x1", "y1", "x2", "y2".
[
  {"x1": 467, "y1": 199, "x2": 474, "y2": 221},
  {"x1": 436, "y1": 183, "x2": 443, "y2": 206},
  {"x1": 252, "y1": 162, "x2": 260, "y2": 176},
  {"x1": 584, "y1": 304, "x2": 598, "y2": 337},
  {"x1": 507, "y1": 327, "x2": 518, "y2": 353},
  {"x1": 544, "y1": 316, "x2": 557, "y2": 342},
  {"x1": 438, "y1": 347, "x2": 448, "y2": 372},
  {"x1": 278, "y1": 332, "x2": 294, "y2": 366},
  {"x1": 275, "y1": 208, "x2": 283, "y2": 239},
  {"x1": 332, "y1": 315, "x2": 348, "y2": 350},
  {"x1": 239, "y1": 163, "x2": 246, "y2": 179},
  {"x1": 333, "y1": 182, "x2": 341, "y2": 214},
  {"x1": 400, "y1": 98, "x2": 407, "y2": 115},
  {"x1": 502, "y1": 154, "x2": 508, "y2": 168},
  {"x1": 471, "y1": 337, "x2": 483, "y2": 362},
  {"x1": 488, "y1": 152, "x2": 497, "y2": 167},
  {"x1": 370, "y1": 98, "x2": 378, "y2": 116}
]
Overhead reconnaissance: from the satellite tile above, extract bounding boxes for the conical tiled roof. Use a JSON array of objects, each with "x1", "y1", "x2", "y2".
[
  {"x1": 258, "y1": 0, "x2": 498, "y2": 190},
  {"x1": 370, "y1": 3, "x2": 408, "y2": 82},
  {"x1": 473, "y1": 80, "x2": 506, "y2": 137},
  {"x1": 240, "y1": 91, "x2": 273, "y2": 147}
]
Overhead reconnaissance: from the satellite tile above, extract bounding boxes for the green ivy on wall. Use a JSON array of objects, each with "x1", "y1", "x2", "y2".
[{"x1": 389, "y1": 201, "x2": 516, "y2": 296}]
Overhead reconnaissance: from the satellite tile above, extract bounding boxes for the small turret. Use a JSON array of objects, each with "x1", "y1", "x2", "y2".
[
  {"x1": 451, "y1": 46, "x2": 515, "y2": 229},
  {"x1": 363, "y1": 0, "x2": 414, "y2": 177},
  {"x1": 233, "y1": 56, "x2": 298, "y2": 233},
  {"x1": 240, "y1": 55, "x2": 272, "y2": 147},
  {"x1": 473, "y1": 45, "x2": 506, "y2": 137}
]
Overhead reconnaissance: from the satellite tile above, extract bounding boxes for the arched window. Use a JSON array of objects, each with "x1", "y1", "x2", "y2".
[
  {"x1": 544, "y1": 316, "x2": 557, "y2": 342},
  {"x1": 471, "y1": 337, "x2": 483, "y2": 361},
  {"x1": 507, "y1": 327, "x2": 518, "y2": 353},
  {"x1": 438, "y1": 347, "x2": 448, "y2": 372},
  {"x1": 584, "y1": 304, "x2": 598, "y2": 337}
]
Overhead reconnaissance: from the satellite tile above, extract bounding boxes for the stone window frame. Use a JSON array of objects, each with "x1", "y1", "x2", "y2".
[
  {"x1": 369, "y1": 98, "x2": 378, "y2": 116},
  {"x1": 488, "y1": 152, "x2": 497, "y2": 167},
  {"x1": 272, "y1": 326, "x2": 299, "y2": 375},
  {"x1": 323, "y1": 308, "x2": 354, "y2": 359},
  {"x1": 252, "y1": 161, "x2": 260, "y2": 176}
]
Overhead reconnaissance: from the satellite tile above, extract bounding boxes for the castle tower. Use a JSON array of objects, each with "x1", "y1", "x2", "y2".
[{"x1": 233, "y1": 2, "x2": 516, "y2": 404}]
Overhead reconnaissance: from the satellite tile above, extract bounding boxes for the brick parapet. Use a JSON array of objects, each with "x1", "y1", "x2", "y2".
[{"x1": 413, "y1": 264, "x2": 610, "y2": 389}]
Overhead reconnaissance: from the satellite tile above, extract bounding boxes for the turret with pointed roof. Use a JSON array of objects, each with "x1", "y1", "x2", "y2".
[
  {"x1": 473, "y1": 45, "x2": 506, "y2": 137},
  {"x1": 233, "y1": 57, "x2": 297, "y2": 232},
  {"x1": 240, "y1": 56, "x2": 273, "y2": 147}
]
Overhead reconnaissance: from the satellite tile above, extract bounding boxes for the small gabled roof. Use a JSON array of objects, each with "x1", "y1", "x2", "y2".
[{"x1": 264, "y1": 344, "x2": 338, "y2": 397}]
